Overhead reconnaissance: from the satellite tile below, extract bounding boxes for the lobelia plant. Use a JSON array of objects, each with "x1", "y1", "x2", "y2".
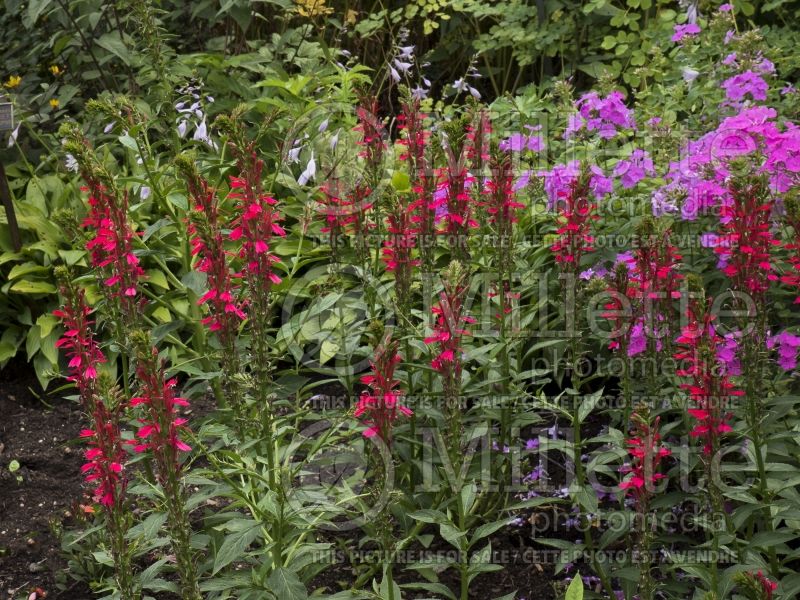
[
  {"x1": 215, "y1": 110, "x2": 286, "y2": 463},
  {"x1": 129, "y1": 333, "x2": 199, "y2": 600},
  {"x1": 59, "y1": 121, "x2": 150, "y2": 402},
  {"x1": 176, "y1": 154, "x2": 245, "y2": 412},
  {"x1": 54, "y1": 268, "x2": 138, "y2": 600},
  {"x1": 619, "y1": 414, "x2": 671, "y2": 600},
  {"x1": 673, "y1": 276, "x2": 740, "y2": 594},
  {"x1": 354, "y1": 334, "x2": 412, "y2": 600}
]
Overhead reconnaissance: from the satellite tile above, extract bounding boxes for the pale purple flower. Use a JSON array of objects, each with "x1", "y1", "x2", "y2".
[
  {"x1": 719, "y1": 3, "x2": 733, "y2": 11},
  {"x1": 589, "y1": 165, "x2": 613, "y2": 198},
  {"x1": 682, "y1": 67, "x2": 700, "y2": 83},
  {"x1": 7, "y1": 123, "x2": 19, "y2": 148},
  {"x1": 767, "y1": 331, "x2": 800, "y2": 371},
  {"x1": 411, "y1": 85, "x2": 428, "y2": 101},
  {"x1": 298, "y1": 151, "x2": 316, "y2": 186},
  {"x1": 614, "y1": 149, "x2": 655, "y2": 189}
]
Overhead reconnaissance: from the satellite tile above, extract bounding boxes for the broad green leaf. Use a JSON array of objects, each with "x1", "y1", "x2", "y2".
[
  {"x1": 11, "y1": 279, "x2": 56, "y2": 294},
  {"x1": 212, "y1": 522, "x2": 260, "y2": 574},
  {"x1": 565, "y1": 573, "x2": 583, "y2": 600},
  {"x1": 27, "y1": 0, "x2": 53, "y2": 24},
  {"x1": 267, "y1": 567, "x2": 308, "y2": 600}
]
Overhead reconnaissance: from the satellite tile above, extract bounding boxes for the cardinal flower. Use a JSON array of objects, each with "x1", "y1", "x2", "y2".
[{"x1": 355, "y1": 337, "x2": 412, "y2": 446}]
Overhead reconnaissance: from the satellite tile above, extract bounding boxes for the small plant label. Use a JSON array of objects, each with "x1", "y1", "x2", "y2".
[{"x1": 0, "y1": 103, "x2": 13, "y2": 131}]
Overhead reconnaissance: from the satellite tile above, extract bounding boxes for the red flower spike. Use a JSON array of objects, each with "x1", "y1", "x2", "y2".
[
  {"x1": 550, "y1": 173, "x2": 598, "y2": 272},
  {"x1": 355, "y1": 337, "x2": 412, "y2": 446},
  {"x1": 619, "y1": 415, "x2": 670, "y2": 506},
  {"x1": 128, "y1": 347, "x2": 192, "y2": 481},
  {"x1": 673, "y1": 298, "x2": 738, "y2": 456}
]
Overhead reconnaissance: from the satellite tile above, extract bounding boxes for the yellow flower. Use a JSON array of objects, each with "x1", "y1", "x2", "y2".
[
  {"x1": 49, "y1": 98, "x2": 60, "y2": 109},
  {"x1": 4, "y1": 75, "x2": 21, "y2": 89},
  {"x1": 295, "y1": 0, "x2": 332, "y2": 18},
  {"x1": 49, "y1": 65, "x2": 62, "y2": 76}
]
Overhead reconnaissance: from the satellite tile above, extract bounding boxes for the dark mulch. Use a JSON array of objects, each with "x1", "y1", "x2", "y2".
[{"x1": 0, "y1": 357, "x2": 93, "y2": 599}]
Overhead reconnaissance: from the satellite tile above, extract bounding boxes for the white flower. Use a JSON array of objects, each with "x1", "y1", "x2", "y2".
[
  {"x1": 288, "y1": 144, "x2": 302, "y2": 163},
  {"x1": 682, "y1": 67, "x2": 700, "y2": 83},
  {"x1": 393, "y1": 59, "x2": 413, "y2": 74},
  {"x1": 104, "y1": 122, "x2": 114, "y2": 133},
  {"x1": 411, "y1": 86, "x2": 428, "y2": 101},
  {"x1": 397, "y1": 45, "x2": 415, "y2": 59},
  {"x1": 7, "y1": 124, "x2": 19, "y2": 148},
  {"x1": 390, "y1": 66, "x2": 401, "y2": 83},
  {"x1": 330, "y1": 129, "x2": 340, "y2": 151},
  {"x1": 65, "y1": 153, "x2": 79, "y2": 172},
  {"x1": 140, "y1": 185, "x2": 151, "y2": 200},
  {"x1": 453, "y1": 78, "x2": 481, "y2": 99},
  {"x1": 193, "y1": 119, "x2": 208, "y2": 143},
  {"x1": 318, "y1": 119, "x2": 329, "y2": 133},
  {"x1": 177, "y1": 120, "x2": 188, "y2": 138},
  {"x1": 298, "y1": 152, "x2": 316, "y2": 185}
]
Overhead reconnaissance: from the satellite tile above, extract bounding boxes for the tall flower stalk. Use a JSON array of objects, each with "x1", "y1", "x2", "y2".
[
  {"x1": 61, "y1": 123, "x2": 145, "y2": 395},
  {"x1": 715, "y1": 163, "x2": 779, "y2": 573},
  {"x1": 216, "y1": 112, "x2": 285, "y2": 481},
  {"x1": 130, "y1": 334, "x2": 199, "y2": 600},
  {"x1": 401, "y1": 96, "x2": 438, "y2": 271},
  {"x1": 54, "y1": 269, "x2": 138, "y2": 600},
  {"x1": 674, "y1": 279, "x2": 741, "y2": 593},
  {"x1": 355, "y1": 335, "x2": 413, "y2": 447},
  {"x1": 619, "y1": 414, "x2": 670, "y2": 600},
  {"x1": 354, "y1": 336, "x2": 411, "y2": 600},
  {"x1": 438, "y1": 117, "x2": 478, "y2": 261},
  {"x1": 176, "y1": 155, "x2": 245, "y2": 411},
  {"x1": 424, "y1": 261, "x2": 473, "y2": 457},
  {"x1": 383, "y1": 193, "x2": 418, "y2": 315}
]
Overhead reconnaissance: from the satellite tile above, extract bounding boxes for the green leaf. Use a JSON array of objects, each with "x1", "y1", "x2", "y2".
[
  {"x1": 565, "y1": 573, "x2": 583, "y2": 600},
  {"x1": 8, "y1": 262, "x2": 49, "y2": 280},
  {"x1": 27, "y1": 0, "x2": 53, "y2": 24},
  {"x1": 181, "y1": 271, "x2": 207, "y2": 297},
  {"x1": 10, "y1": 279, "x2": 56, "y2": 294},
  {"x1": 578, "y1": 388, "x2": 604, "y2": 423},
  {"x1": 167, "y1": 191, "x2": 188, "y2": 211},
  {"x1": 391, "y1": 170, "x2": 411, "y2": 191},
  {"x1": 0, "y1": 341, "x2": 17, "y2": 362},
  {"x1": 96, "y1": 33, "x2": 132, "y2": 65},
  {"x1": 267, "y1": 567, "x2": 308, "y2": 600},
  {"x1": 212, "y1": 522, "x2": 260, "y2": 574},
  {"x1": 470, "y1": 519, "x2": 513, "y2": 547},
  {"x1": 146, "y1": 269, "x2": 169, "y2": 290},
  {"x1": 36, "y1": 314, "x2": 58, "y2": 338},
  {"x1": 58, "y1": 249, "x2": 87, "y2": 266}
]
